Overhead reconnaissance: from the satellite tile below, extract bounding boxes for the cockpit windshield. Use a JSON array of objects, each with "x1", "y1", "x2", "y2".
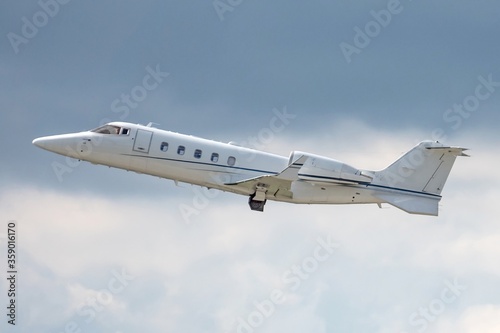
[{"x1": 91, "y1": 124, "x2": 130, "y2": 135}]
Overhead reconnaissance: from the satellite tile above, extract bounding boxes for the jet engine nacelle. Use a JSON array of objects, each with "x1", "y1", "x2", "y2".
[{"x1": 289, "y1": 151, "x2": 372, "y2": 184}]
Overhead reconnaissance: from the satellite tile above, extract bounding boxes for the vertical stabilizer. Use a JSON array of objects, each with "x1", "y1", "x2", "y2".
[
  {"x1": 373, "y1": 141, "x2": 468, "y2": 195},
  {"x1": 371, "y1": 141, "x2": 468, "y2": 215}
]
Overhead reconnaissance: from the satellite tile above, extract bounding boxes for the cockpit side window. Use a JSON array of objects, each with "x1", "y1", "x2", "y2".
[
  {"x1": 91, "y1": 125, "x2": 129, "y2": 135},
  {"x1": 91, "y1": 125, "x2": 120, "y2": 134},
  {"x1": 120, "y1": 128, "x2": 130, "y2": 135}
]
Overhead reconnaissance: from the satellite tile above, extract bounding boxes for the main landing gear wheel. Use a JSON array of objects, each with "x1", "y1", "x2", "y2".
[{"x1": 248, "y1": 194, "x2": 266, "y2": 212}]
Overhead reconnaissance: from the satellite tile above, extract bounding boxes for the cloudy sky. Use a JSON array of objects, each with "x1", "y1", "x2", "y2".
[{"x1": 1, "y1": 1, "x2": 500, "y2": 332}]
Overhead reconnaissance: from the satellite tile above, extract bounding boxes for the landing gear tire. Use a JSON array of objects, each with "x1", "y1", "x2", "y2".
[{"x1": 248, "y1": 195, "x2": 266, "y2": 212}]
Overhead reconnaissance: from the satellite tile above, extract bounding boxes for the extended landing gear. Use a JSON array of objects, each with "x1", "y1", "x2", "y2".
[
  {"x1": 248, "y1": 184, "x2": 268, "y2": 212},
  {"x1": 248, "y1": 194, "x2": 267, "y2": 212}
]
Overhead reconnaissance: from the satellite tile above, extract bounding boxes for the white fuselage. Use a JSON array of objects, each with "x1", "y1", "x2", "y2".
[
  {"x1": 33, "y1": 121, "x2": 382, "y2": 206},
  {"x1": 34, "y1": 121, "x2": 468, "y2": 215}
]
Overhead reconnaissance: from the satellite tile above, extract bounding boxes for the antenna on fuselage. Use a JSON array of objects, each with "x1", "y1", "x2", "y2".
[{"x1": 146, "y1": 122, "x2": 160, "y2": 128}]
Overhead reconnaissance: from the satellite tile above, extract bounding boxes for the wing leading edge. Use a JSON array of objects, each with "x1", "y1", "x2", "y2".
[
  {"x1": 224, "y1": 154, "x2": 373, "y2": 202},
  {"x1": 224, "y1": 155, "x2": 308, "y2": 200}
]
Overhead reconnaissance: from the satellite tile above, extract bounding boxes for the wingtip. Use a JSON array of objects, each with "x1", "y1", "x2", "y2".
[{"x1": 457, "y1": 147, "x2": 470, "y2": 157}]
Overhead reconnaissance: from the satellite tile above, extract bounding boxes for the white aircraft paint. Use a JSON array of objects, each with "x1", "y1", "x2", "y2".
[{"x1": 33, "y1": 122, "x2": 468, "y2": 215}]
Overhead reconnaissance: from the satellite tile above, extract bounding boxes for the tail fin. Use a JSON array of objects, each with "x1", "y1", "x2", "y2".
[{"x1": 372, "y1": 141, "x2": 468, "y2": 215}]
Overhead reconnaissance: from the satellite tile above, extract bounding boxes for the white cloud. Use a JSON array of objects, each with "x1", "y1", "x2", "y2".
[
  {"x1": 435, "y1": 305, "x2": 500, "y2": 333},
  {"x1": 1, "y1": 125, "x2": 499, "y2": 332}
]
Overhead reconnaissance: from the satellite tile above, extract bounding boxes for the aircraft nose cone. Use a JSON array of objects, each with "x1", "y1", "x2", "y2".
[
  {"x1": 32, "y1": 133, "x2": 87, "y2": 159},
  {"x1": 32, "y1": 135, "x2": 67, "y2": 154},
  {"x1": 32, "y1": 137, "x2": 46, "y2": 149}
]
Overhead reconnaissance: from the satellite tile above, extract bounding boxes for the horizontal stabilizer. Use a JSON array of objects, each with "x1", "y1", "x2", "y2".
[
  {"x1": 426, "y1": 146, "x2": 470, "y2": 157},
  {"x1": 374, "y1": 193, "x2": 440, "y2": 216}
]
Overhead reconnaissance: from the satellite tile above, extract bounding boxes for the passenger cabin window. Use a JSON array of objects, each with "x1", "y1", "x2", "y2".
[
  {"x1": 211, "y1": 153, "x2": 219, "y2": 163},
  {"x1": 177, "y1": 145, "x2": 185, "y2": 155},
  {"x1": 160, "y1": 142, "x2": 169, "y2": 152},
  {"x1": 92, "y1": 124, "x2": 130, "y2": 135},
  {"x1": 227, "y1": 156, "x2": 236, "y2": 166},
  {"x1": 194, "y1": 149, "x2": 202, "y2": 159}
]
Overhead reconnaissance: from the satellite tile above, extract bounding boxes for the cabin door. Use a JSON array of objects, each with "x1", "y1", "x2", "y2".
[{"x1": 133, "y1": 129, "x2": 153, "y2": 154}]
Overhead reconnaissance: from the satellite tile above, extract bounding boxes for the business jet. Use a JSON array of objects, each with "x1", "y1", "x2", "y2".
[{"x1": 32, "y1": 122, "x2": 468, "y2": 216}]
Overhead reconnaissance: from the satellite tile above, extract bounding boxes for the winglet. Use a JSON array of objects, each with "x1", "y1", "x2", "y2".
[
  {"x1": 275, "y1": 155, "x2": 308, "y2": 181},
  {"x1": 224, "y1": 155, "x2": 308, "y2": 186}
]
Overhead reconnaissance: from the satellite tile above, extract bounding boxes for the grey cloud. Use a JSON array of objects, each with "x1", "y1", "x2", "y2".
[{"x1": 1, "y1": 1, "x2": 500, "y2": 331}]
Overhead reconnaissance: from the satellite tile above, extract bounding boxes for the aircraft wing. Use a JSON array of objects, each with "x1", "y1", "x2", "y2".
[
  {"x1": 224, "y1": 153, "x2": 374, "y2": 199},
  {"x1": 224, "y1": 155, "x2": 308, "y2": 199}
]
